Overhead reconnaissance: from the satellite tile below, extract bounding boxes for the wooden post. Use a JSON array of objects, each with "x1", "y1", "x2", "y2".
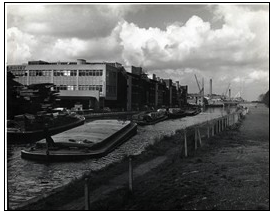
[
  {"x1": 184, "y1": 130, "x2": 188, "y2": 157},
  {"x1": 46, "y1": 141, "x2": 49, "y2": 156},
  {"x1": 207, "y1": 125, "x2": 210, "y2": 138},
  {"x1": 212, "y1": 124, "x2": 214, "y2": 136},
  {"x1": 194, "y1": 128, "x2": 197, "y2": 150},
  {"x1": 129, "y1": 156, "x2": 133, "y2": 193},
  {"x1": 84, "y1": 178, "x2": 90, "y2": 210},
  {"x1": 197, "y1": 128, "x2": 202, "y2": 146}
]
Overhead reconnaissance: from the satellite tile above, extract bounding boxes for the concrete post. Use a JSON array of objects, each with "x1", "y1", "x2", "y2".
[
  {"x1": 212, "y1": 124, "x2": 214, "y2": 136},
  {"x1": 84, "y1": 178, "x2": 90, "y2": 210},
  {"x1": 129, "y1": 156, "x2": 133, "y2": 193},
  {"x1": 184, "y1": 130, "x2": 188, "y2": 157},
  {"x1": 194, "y1": 128, "x2": 197, "y2": 150},
  {"x1": 197, "y1": 128, "x2": 202, "y2": 146}
]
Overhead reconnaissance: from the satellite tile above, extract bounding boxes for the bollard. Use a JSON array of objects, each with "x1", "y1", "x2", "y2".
[
  {"x1": 129, "y1": 156, "x2": 133, "y2": 193},
  {"x1": 84, "y1": 178, "x2": 90, "y2": 210},
  {"x1": 184, "y1": 130, "x2": 188, "y2": 157},
  {"x1": 197, "y1": 128, "x2": 202, "y2": 146},
  {"x1": 194, "y1": 128, "x2": 197, "y2": 150}
]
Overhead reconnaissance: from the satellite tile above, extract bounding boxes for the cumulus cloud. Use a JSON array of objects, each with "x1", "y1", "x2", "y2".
[
  {"x1": 118, "y1": 5, "x2": 268, "y2": 73},
  {"x1": 7, "y1": 27, "x2": 36, "y2": 64}
]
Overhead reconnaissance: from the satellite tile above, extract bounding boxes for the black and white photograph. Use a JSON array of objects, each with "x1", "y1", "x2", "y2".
[{"x1": 5, "y1": 2, "x2": 270, "y2": 210}]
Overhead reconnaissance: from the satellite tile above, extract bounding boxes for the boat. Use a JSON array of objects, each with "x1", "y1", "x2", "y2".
[
  {"x1": 184, "y1": 107, "x2": 201, "y2": 116},
  {"x1": 167, "y1": 108, "x2": 186, "y2": 119},
  {"x1": 7, "y1": 111, "x2": 85, "y2": 144},
  {"x1": 205, "y1": 97, "x2": 224, "y2": 107},
  {"x1": 132, "y1": 111, "x2": 168, "y2": 126},
  {"x1": 21, "y1": 120, "x2": 137, "y2": 162}
]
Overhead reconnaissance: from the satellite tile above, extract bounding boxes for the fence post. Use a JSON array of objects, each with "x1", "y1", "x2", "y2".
[
  {"x1": 194, "y1": 128, "x2": 197, "y2": 150},
  {"x1": 221, "y1": 118, "x2": 224, "y2": 131},
  {"x1": 184, "y1": 130, "x2": 188, "y2": 157},
  {"x1": 212, "y1": 123, "x2": 215, "y2": 136},
  {"x1": 129, "y1": 156, "x2": 133, "y2": 193},
  {"x1": 197, "y1": 127, "x2": 202, "y2": 146},
  {"x1": 207, "y1": 124, "x2": 210, "y2": 138},
  {"x1": 84, "y1": 178, "x2": 90, "y2": 210}
]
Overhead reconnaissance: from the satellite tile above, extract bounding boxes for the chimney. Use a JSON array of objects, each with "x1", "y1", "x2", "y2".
[
  {"x1": 210, "y1": 79, "x2": 212, "y2": 97},
  {"x1": 229, "y1": 89, "x2": 231, "y2": 99},
  {"x1": 176, "y1": 81, "x2": 180, "y2": 90}
]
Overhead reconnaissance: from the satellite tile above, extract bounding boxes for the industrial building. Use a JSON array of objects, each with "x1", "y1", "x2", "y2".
[{"x1": 7, "y1": 59, "x2": 188, "y2": 111}]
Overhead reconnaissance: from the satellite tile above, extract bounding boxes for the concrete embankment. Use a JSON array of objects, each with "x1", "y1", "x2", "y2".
[{"x1": 14, "y1": 106, "x2": 258, "y2": 210}]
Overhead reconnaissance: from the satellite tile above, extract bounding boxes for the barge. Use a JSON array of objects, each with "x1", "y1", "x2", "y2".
[
  {"x1": 21, "y1": 120, "x2": 137, "y2": 162},
  {"x1": 132, "y1": 111, "x2": 168, "y2": 126}
]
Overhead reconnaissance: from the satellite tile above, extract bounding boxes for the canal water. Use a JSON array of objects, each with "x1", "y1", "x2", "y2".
[{"x1": 7, "y1": 106, "x2": 243, "y2": 209}]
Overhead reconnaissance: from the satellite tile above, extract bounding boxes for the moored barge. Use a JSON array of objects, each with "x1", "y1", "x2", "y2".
[{"x1": 21, "y1": 120, "x2": 137, "y2": 162}]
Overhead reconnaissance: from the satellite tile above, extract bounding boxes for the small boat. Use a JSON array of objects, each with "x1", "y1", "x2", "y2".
[
  {"x1": 7, "y1": 111, "x2": 85, "y2": 144},
  {"x1": 184, "y1": 107, "x2": 201, "y2": 116},
  {"x1": 167, "y1": 108, "x2": 186, "y2": 119},
  {"x1": 21, "y1": 120, "x2": 137, "y2": 162},
  {"x1": 132, "y1": 111, "x2": 168, "y2": 126}
]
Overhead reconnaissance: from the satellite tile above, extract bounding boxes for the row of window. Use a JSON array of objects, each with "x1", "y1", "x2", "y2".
[
  {"x1": 12, "y1": 70, "x2": 104, "y2": 77},
  {"x1": 54, "y1": 70, "x2": 77, "y2": 76},
  {"x1": 79, "y1": 70, "x2": 103, "y2": 76},
  {"x1": 29, "y1": 70, "x2": 52, "y2": 76},
  {"x1": 79, "y1": 85, "x2": 103, "y2": 92},
  {"x1": 54, "y1": 85, "x2": 103, "y2": 92},
  {"x1": 11, "y1": 71, "x2": 27, "y2": 77}
]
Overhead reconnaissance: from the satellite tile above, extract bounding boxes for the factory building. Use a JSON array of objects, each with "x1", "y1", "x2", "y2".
[
  {"x1": 7, "y1": 59, "x2": 188, "y2": 111},
  {"x1": 7, "y1": 59, "x2": 121, "y2": 110}
]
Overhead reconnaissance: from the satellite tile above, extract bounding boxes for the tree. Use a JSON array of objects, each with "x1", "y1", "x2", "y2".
[
  {"x1": 7, "y1": 76, "x2": 59, "y2": 118},
  {"x1": 263, "y1": 90, "x2": 269, "y2": 107},
  {"x1": 258, "y1": 90, "x2": 269, "y2": 107}
]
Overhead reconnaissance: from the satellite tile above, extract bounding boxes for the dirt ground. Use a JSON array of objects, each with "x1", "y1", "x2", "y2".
[{"x1": 17, "y1": 104, "x2": 269, "y2": 210}]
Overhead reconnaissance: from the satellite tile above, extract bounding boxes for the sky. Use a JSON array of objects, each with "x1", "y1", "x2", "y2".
[{"x1": 6, "y1": 3, "x2": 269, "y2": 101}]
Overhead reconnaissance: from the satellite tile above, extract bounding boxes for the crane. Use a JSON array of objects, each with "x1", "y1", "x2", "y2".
[
  {"x1": 194, "y1": 74, "x2": 201, "y2": 94},
  {"x1": 224, "y1": 83, "x2": 231, "y2": 97}
]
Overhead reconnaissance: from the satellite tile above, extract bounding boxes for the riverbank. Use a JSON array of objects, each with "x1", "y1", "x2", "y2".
[{"x1": 15, "y1": 104, "x2": 269, "y2": 210}]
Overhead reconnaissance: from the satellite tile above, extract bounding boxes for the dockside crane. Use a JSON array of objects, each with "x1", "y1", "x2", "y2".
[
  {"x1": 194, "y1": 74, "x2": 204, "y2": 106},
  {"x1": 194, "y1": 74, "x2": 203, "y2": 94},
  {"x1": 224, "y1": 83, "x2": 231, "y2": 97}
]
